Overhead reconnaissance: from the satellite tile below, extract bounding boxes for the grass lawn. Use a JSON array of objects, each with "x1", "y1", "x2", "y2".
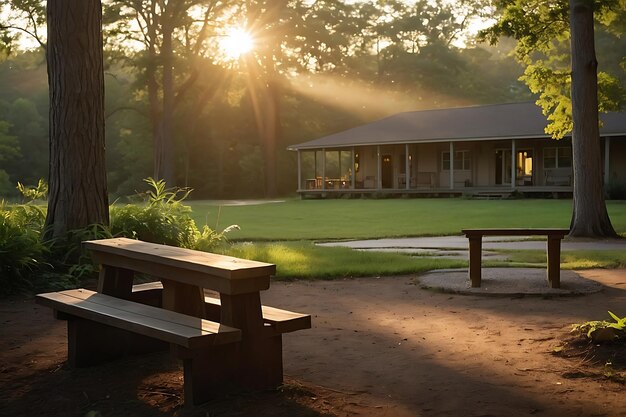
[
  {"x1": 186, "y1": 198, "x2": 626, "y2": 278},
  {"x1": 189, "y1": 198, "x2": 626, "y2": 241},
  {"x1": 216, "y1": 241, "x2": 467, "y2": 279}
]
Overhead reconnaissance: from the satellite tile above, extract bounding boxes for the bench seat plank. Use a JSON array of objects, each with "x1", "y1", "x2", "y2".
[
  {"x1": 132, "y1": 282, "x2": 311, "y2": 334},
  {"x1": 36, "y1": 289, "x2": 241, "y2": 349}
]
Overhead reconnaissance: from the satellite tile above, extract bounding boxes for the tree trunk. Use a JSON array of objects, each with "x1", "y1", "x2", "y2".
[
  {"x1": 45, "y1": 0, "x2": 109, "y2": 239},
  {"x1": 156, "y1": 18, "x2": 177, "y2": 186},
  {"x1": 263, "y1": 78, "x2": 280, "y2": 198},
  {"x1": 568, "y1": 0, "x2": 617, "y2": 238}
]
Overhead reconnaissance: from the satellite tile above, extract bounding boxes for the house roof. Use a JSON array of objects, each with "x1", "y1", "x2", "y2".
[{"x1": 287, "y1": 102, "x2": 626, "y2": 151}]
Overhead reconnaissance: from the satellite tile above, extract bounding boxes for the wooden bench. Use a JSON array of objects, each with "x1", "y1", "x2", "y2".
[
  {"x1": 461, "y1": 228, "x2": 569, "y2": 289},
  {"x1": 36, "y1": 238, "x2": 311, "y2": 406},
  {"x1": 544, "y1": 168, "x2": 572, "y2": 186},
  {"x1": 36, "y1": 288, "x2": 241, "y2": 364}
]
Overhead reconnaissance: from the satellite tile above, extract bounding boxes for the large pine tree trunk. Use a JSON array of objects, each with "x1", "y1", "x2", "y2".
[
  {"x1": 156, "y1": 18, "x2": 177, "y2": 186},
  {"x1": 568, "y1": 0, "x2": 617, "y2": 238},
  {"x1": 45, "y1": 0, "x2": 109, "y2": 239}
]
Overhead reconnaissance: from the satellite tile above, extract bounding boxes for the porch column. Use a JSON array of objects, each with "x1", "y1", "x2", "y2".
[
  {"x1": 297, "y1": 150, "x2": 302, "y2": 190},
  {"x1": 377, "y1": 145, "x2": 382, "y2": 190},
  {"x1": 511, "y1": 139, "x2": 516, "y2": 190},
  {"x1": 405, "y1": 144, "x2": 410, "y2": 190},
  {"x1": 449, "y1": 142, "x2": 454, "y2": 189},
  {"x1": 351, "y1": 147, "x2": 356, "y2": 189},
  {"x1": 321, "y1": 148, "x2": 326, "y2": 191},
  {"x1": 604, "y1": 137, "x2": 611, "y2": 186}
]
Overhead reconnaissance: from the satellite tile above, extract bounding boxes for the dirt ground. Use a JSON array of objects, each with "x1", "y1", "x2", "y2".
[{"x1": 2, "y1": 269, "x2": 626, "y2": 417}]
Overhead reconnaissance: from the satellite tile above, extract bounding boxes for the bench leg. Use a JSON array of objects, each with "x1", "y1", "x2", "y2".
[
  {"x1": 468, "y1": 236, "x2": 482, "y2": 288},
  {"x1": 547, "y1": 236, "x2": 562, "y2": 289}
]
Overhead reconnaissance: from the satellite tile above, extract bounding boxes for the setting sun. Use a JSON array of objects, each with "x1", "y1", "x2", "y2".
[{"x1": 220, "y1": 27, "x2": 254, "y2": 59}]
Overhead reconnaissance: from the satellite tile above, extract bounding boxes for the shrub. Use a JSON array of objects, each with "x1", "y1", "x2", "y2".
[
  {"x1": 110, "y1": 178, "x2": 198, "y2": 248},
  {"x1": 606, "y1": 181, "x2": 626, "y2": 200},
  {"x1": 110, "y1": 178, "x2": 237, "y2": 251},
  {"x1": 0, "y1": 202, "x2": 48, "y2": 295},
  {"x1": 0, "y1": 178, "x2": 237, "y2": 296}
]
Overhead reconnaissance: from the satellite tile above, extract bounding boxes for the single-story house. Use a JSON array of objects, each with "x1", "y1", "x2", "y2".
[{"x1": 287, "y1": 102, "x2": 626, "y2": 198}]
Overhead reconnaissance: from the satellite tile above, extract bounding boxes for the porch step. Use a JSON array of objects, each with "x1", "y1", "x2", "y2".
[{"x1": 472, "y1": 191, "x2": 512, "y2": 200}]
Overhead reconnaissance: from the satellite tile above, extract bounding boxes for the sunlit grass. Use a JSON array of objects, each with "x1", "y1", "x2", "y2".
[
  {"x1": 491, "y1": 250, "x2": 626, "y2": 270},
  {"x1": 217, "y1": 241, "x2": 466, "y2": 279},
  {"x1": 189, "y1": 198, "x2": 626, "y2": 241}
]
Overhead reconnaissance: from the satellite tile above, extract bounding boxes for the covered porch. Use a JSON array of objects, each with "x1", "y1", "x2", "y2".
[{"x1": 294, "y1": 137, "x2": 596, "y2": 198}]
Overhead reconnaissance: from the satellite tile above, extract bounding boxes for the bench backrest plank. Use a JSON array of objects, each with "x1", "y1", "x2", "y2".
[
  {"x1": 84, "y1": 238, "x2": 276, "y2": 294},
  {"x1": 36, "y1": 289, "x2": 241, "y2": 348}
]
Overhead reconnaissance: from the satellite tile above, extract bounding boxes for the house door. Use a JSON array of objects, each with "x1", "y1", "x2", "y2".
[
  {"x1": 516, "y1": 149, "x2": 534, "y2": 186},
  {"x1": 381, "y1": 155, "x2": 393, "y2": 188},
  {"x1": 495, "y1": 150, "x2": 512, "y2": 185}
]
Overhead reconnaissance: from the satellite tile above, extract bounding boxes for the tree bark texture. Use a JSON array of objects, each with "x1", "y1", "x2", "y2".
[
  {"x1": 263, "y1": 78, "x2": 280, "y2": 198},
  {"x1": 154, "y1": 17, "x2": 177, "y2": 187},
  {"x1": 568, "y1": 0, "x2": 617, "y2": 237},
  {"x1": 45, "y1": 0, "x2": 109, "y2": 238}
]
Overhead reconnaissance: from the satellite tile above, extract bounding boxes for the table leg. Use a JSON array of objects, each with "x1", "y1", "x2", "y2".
[
  {"x1": 97, "y1": 266, "x2": 134, "y2": 299},
  {"x1": 468, "y1": 236, "x2": 482, "y2": 288},
  {"x1": 220, "y1": 292, "x2": 282, "y2": 388},
  {"x1": 547, "y1": 236, "x2": 562, "y2": 289},
  {"x1": 161, "y1": 280, "x2": 205, "y2": 317}
]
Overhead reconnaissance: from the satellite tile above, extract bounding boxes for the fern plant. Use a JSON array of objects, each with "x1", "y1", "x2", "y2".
[{"x1": 0, "y1": 201, "x2": 48, "y2": 295}]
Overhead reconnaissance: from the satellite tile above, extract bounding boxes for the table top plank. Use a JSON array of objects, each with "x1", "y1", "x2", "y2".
[
  {"x1": 84, "y1": 238, "x2": 276, "y2": 279},
  {"x1": 462, "y1": 228, "x2": 569, "y2": 237}
]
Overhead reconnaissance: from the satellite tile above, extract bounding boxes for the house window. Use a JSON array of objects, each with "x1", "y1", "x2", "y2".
[
  {"x1": 544, "y1": 147, "x2": 571, "y2": 169},
  {"x1": 442, "y1": 150, "x2": 471, "y2": 170}
]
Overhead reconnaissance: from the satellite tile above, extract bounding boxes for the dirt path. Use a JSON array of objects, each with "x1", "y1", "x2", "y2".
[{"x1": 2, "y1": 269, "x2": 626, "y2": 416}]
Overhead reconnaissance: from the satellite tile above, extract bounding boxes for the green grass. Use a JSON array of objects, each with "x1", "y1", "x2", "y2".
[
  {"x1": 189, "y1": 198, "x2": 626, "y2": 241},
  {"x1": 215, "y1": 241, "x2": 466, "y2": 279},
  {"x1": 502, "y1": 249, "x2": 626, "y2": 270}
]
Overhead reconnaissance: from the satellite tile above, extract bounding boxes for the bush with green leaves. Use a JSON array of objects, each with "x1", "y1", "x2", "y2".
[
  {"x1": 0, "y1": 178, "x2": 237, "y2": 296},
  {"x1": 110, "y1": 178, "x2": 198, "y2": 247},
  {"x1": 110, "y1": 178, "x2": 237, "y2": 250},
  {"x1": 0, "y1": 201, "x2": 48, "y2": 295}
]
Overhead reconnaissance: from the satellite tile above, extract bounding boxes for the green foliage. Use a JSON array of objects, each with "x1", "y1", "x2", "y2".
[
  {"x1": 110, "y1": 178, "x2": 197, "y2": 248},
  {"x1": 110, "y1": 178, "x2": 237, "y2": 250},
  {"x1": 572, "y1": 311, "x2": 626, "y2": 342},
  {"x1": 480, "y1": 0, "x2": 626, "y2": 139},
  {"x1": 16, "y1": 178, "x2": 47, "y2": 202},
  {"x1": 0, "y1": 201, "x2": 47, "y2": 295}
]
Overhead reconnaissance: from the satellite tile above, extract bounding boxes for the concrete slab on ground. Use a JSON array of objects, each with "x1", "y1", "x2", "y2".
[
  {"x1": 417, "y1": 268, "x2": 604, "y2": 296},
  {"x1": 318, "y1": 236, "x2": 626, "y2": 252}
]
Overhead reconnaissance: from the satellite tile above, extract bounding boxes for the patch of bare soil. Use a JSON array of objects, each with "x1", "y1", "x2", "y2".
[{"x1": 2, "y1": 268, "x2": 626, "y2": 416}]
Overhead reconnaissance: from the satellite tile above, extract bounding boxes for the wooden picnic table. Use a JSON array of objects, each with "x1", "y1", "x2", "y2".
[{"x1": 38, "y1": 238, "x2": 311, "y2": 405}]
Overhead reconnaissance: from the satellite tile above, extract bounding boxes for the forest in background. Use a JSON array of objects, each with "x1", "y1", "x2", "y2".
[{"x1": 0, "y1": 0, "x2": 623, "y2": 199}]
